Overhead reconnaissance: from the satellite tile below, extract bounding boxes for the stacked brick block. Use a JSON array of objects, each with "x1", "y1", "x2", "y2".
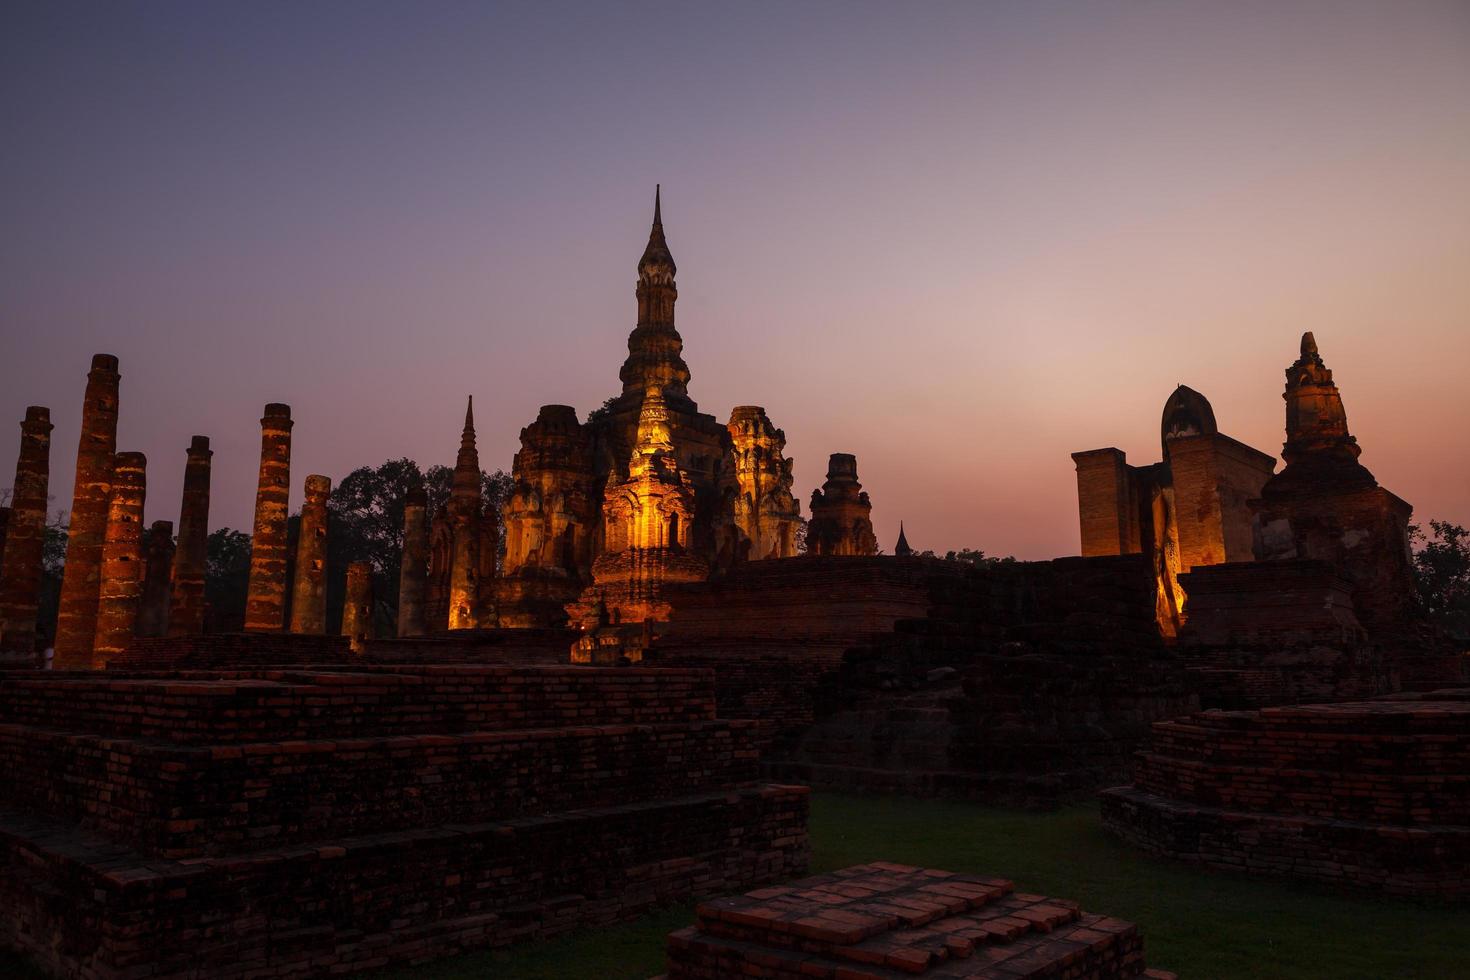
[
  {"x1": 0, "y1": 664, "x2": 809, "y2": 978},
  {"x1": 661, "y1": 862, "x2": 1174, "y2": 979},
  {"x1": 1101, "y1": 689, "x2": 1470, "y2": 897}
]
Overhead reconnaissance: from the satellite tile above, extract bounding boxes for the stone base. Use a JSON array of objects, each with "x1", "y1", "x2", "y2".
[
  {"x1": 661, "y1": 862, "x2": 1173, "y2": 979},
  {"x1": 110, "y1": 632, "x2": 351, "y2": 669}
]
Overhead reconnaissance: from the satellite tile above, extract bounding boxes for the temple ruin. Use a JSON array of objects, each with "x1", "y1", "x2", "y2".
[
  {"x1": 1072, "y1": 385, "x2": 1276, "y2": 634},
  {"x1": 805, "y1": 453, "x2": 878, "y2": 556},
  {"x1": 166, "y1": 435, "x2": 212, "y2": 637},
  {"x1": 288, "y1": 474, "x2": 331, "y2": 634}
]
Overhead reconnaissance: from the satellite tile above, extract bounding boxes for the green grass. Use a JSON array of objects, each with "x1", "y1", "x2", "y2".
[{"x1": 6, "y1": 794, "x2": 1467, "y2": 979}]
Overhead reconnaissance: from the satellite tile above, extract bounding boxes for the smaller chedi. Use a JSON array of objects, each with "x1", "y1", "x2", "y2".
[
  {"x1": 497, "y1": 404, "x2": 597, "y2": 627},
  {"x1": 727, "y1": 406, "x2": 802, "y2": 561},
  {"x1": 1250, "y1": 332, "x2": 1415, "y2": 629},
  {"x1": 1071, "y1": 385, "x2": 1276, "y2": 634},
  {"x1": 805, "y1": 453, "x2": 878, "y2": 556},
  {"x1": 425, "y1": 398, "x2": 499, "y2": 631}
]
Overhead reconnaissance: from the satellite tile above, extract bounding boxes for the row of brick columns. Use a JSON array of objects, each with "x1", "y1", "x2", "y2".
[{"x1": 2, "y1": 353, "x2": 459, "y2": 665}]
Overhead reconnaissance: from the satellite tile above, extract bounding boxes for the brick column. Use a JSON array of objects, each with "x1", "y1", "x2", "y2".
[
  {"x1": 244, "y1": 404, "x2": 293, "y2": 631},
  {"x1": 0, "y1": 407, "x2": 54, "y2": 657},
  {"x1": 167, "y1": 436, "x2": 212, "y2": 636},
  {"x1": 397, "y1": 485, "x2": 428, "y2": 637},
  {"x1": 289, "y1": 474, "x2": 331, "y2": 635},
  {"x1": 136, "y1": 520, "x2": 175, "y2": 637},
  {"x1": 55, "y1": 354, "x2": 121, "y2": 667},
  {"x1": 1070, "y1": 448, "x2": 1136, "y2": 557},
  {"x1": 93, "y1": 452, "x2": 147, "y2": 667},
  {"x1": 342, "y1": 560, "x2": 374, "y2": 653}
]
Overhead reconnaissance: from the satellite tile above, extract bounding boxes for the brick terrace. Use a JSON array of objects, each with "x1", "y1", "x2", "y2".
[
  {"x1": 1101, "y1": 689, "x2": 1470, "y2": 897},
  {"x1": 659, "y1": 862, "x2": 1175, "y2": 979},
  {"x1": 0, "y1": 663, "x2": 810, "y2": 978}
]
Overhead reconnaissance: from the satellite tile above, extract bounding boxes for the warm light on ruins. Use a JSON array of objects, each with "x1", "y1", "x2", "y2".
[{"x1": 0, "y1": 5, "x2": 1466, "y2": 979}]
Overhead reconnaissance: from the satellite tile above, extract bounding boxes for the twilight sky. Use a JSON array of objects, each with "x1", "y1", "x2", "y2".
[{"x1": 3, "y1": 1, "x2": 1467, "y2": 559}]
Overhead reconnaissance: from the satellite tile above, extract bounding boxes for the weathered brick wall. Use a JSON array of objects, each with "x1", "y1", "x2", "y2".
[
  {"x1": 0, "y1": 718, "x2": 761, "y2": 857},
  {"x1": 0, "y1": 785, "x2": 809, "y2": 980},
  {"x1": 1101, "y1": 691, "x2": 1470, "y2": 897},
  {"x1": 0, "y1": 666, "x2": 717, "y2": 741},
  {"x1": 0, "y1": 661, "x2": 810, "y2": 978}
]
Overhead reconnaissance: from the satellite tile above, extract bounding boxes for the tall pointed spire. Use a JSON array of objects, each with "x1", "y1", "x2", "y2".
[
  {"x1": 638, "y1": 183, "x2": 676, "y2": 279},
  {"x1": 461, "y1": 396, "x2": 476, "y2": 451},
  {"x1": 894, "y1": 522, "x2": 912, "y2": 557},
  {"x1": 452, "y1": 396, "x2": 481, "y2": 508},
  {"x1": 623, "y1": 186, "x2": 691, "y2": 397}
]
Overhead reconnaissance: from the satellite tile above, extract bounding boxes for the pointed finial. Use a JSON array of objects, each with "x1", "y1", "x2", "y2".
[
  {"x1": 1301, "y1": 332, "x2": 1318, "y2": 357},
  {"x1": 654, "y1": 183, "x2": 662, "y2": 226},
  {"x1": 460, "y1": 395, "x2": 476, "y2": 449}
]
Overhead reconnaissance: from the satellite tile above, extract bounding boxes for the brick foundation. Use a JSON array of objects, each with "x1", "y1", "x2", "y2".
[
  {"x1": 1100, "y1": 690, "x2": 1470, "y2": 897},
  {"x1": 0, "y1": 663, "x2": 809, "y2": 977}
]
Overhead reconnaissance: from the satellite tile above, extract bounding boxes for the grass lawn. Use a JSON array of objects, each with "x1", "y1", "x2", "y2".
[{"x1": 5, "y1": 793, "x2": 1466, "y2": 979}]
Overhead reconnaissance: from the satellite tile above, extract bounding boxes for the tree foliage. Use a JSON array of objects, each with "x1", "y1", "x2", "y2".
[
  {"x1": 1412, "y1": 520, "x2": 1470, "y2": 642},
  {"x1": 205, "y1": 528, "x2": 252, "y2": 633}
]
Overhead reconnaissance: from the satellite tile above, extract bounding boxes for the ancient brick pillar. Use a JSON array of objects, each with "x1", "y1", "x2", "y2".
[
  {"x1": 0, "y1": 407, "x2": 54, "y2": 656},
  {"x1": 244, "y1": 404, "x2": 293, "y2": 631},
  {"x1": 167, "y1": 436, "x2": 212, "y2": 636},
  {"x1": 93, "y1": 452, "x2": 146, "y2": 666},
  {"x1": 136, "y1": 520, "x2": 174, "y2": 637},
  {"x1": 289, "y1": 474, "x2": 331, "y2": 635},
  {"x1": 54, "y1": 354, "x2": 120, "y2": 668},
  {"x1": 398, "y1": 485, "x2": 428, "y2": 637},
  {"x1": 342, "y1": 560, "x2": 374, "y2": 653}
]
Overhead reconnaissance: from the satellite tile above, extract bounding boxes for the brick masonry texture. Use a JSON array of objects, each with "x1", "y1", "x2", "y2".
[
  {"x1": 0, "y1": 663, "x2": 809, "y2": 977},
  {"x1": 660, "y1": 862, "x2": 1175, "y2": 979},
  {"x1": 1100, "y1": 689, "x2": 1470, "y2": 897}
]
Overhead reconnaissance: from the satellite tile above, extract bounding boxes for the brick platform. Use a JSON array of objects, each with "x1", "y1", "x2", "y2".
[
  {"x1": 659, "y1": 862, "x2": 1175, "y2": 979},
  {"x1": 1101, "y1": 690, "x2": 1470, "y2": 897},
  {"x1": 0, "y1": 664, "x2": 810, "y2": 978}
]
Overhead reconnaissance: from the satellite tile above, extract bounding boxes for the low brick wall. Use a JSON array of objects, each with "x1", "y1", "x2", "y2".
[{"x1": 1101, "y1": 690, "x2": 1470, "y2": 897}]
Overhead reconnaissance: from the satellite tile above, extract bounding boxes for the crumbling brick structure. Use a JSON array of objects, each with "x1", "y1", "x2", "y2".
[
  {"x1": 398, "y1": 483, "x2": 429, "y2": 636},
  {"x1": 288, "y1": 474, "x2": 331, "y2": 634},
  {"x1": 806, "y1": 453, "x2": 879, "y2": 556},
  {"x1": 0, "y1": 407, "x2": 52, "y2": 658},
  {"x1": 167, "y1": 435, "x2": 212, "y2": 637},
  {"x1": 244, "y1": 403, "x2": 293, "y2": 631},
  {"x1": 1101, "y1": 689, "x2": 1470, "y2": 898},
  {"x1": 92, "y1": 451, "x2": 147, "y2": 666},
  {"x1": 0, "y1": 663, "x2": 809, "y2": 978},
  {"x1": 662, "y1": 862, "x2": 1174, "y2": 979},
  {"x1": 137, "y1": 519, "x2": 174, "y2": 637},
  {"x1": 55, "y1": 354, "x2": 121, "y2": 667}
]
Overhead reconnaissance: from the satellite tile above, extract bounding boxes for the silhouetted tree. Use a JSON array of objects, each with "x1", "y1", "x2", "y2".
[
  {"x1": 205, "y1": 528, "x2": 251, "y2": 633},
  {"x1": 1412, "y1": 520, "x2": 1470, "y2": 642}
]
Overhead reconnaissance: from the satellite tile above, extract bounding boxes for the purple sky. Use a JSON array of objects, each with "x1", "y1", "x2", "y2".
[{"x1": 3, "y1": 1, "x2": 1467, "y2": 559}]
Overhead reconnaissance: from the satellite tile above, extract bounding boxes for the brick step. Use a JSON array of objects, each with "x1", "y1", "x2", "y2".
[
  {"x1": 764, "y1": 761, "x2": 1108, "y2": 807},
  {"x1": 0, "y1": 719, "x2": 763, "y2": 858},
  {"x1": 662, "y1": 863, "x2": 1161, "y2": 978},
  {"x1": 0, "y1": 666, "x2": 717, "y2": 742},
  {"x1": 1133, "y1": 752, "x2": 1470, "y2": 825},
  {"x1": 1100, "y1": 784, "x2": 1470, "y2": 899},
  {"x1": 0, "y1": 784, "x2": 811, "y2": 980}
]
